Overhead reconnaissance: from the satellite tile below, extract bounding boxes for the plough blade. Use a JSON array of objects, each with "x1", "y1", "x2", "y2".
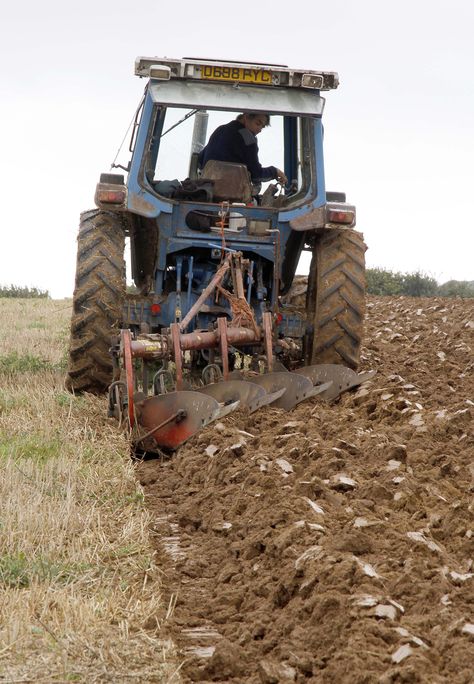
[
  {"x1": 294, "y1": 364, "x2": 376, "y2": 401},
  {"x1": 198, "y1": 379, "x2": 266, "y2": 407},
  {"x1": 251, "y1": 372, "x2": 333, "y2": 411},
  {"x1": 198, "y1": 379, "x2": 286, "y2": 414},
  {"x1": 135, "y1": 391, "x2": 239, "y2": 450},
  {"x1": 247, "y1": 387, "x2": 286, "y2": 414},
  {"x1": 213, "y1": 399, "x2": 241, "y2": 421}
]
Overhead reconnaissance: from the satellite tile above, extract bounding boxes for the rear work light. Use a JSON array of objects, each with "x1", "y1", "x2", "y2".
[
  {"x1": 327, "y1": 208, "x2": 355, "y2": 224},
  {"x1": 301, "y1": 73, "x2": 324, "y2": 89},
  {"x1": 149, "y1": 64, "x2": 171, "y2": 80}
]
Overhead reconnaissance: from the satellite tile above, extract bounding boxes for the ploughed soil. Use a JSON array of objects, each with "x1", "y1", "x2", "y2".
[{"x1": 137, "y1": 295, "x2": 474, "y2": 683}]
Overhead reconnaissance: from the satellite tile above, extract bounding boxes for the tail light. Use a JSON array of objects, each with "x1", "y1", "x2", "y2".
[
  {"x1": 96, "y1": 188, "x2": 127, "y2": 204},
  {"x1": 95, "y1": 181, "x2": 127, "y2": 207},
  {"x1": 326, "y1": 203, "x2": 356, "y2": 226}
]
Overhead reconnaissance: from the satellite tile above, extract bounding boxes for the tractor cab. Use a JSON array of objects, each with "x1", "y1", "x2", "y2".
[
  {"x1": 94, "y1": 57, "x2": 354, "y2": 308},
  {"x1": 97, "y1": 56, "x2": 339, "y2": 216},
  {"x1": 133, "y1": 57, "x2": 331, "y2": 210}
]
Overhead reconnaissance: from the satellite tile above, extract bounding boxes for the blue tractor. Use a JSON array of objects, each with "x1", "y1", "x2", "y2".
[{"x1": 66, "y1": 57, "x2": 368, "y2": 448}]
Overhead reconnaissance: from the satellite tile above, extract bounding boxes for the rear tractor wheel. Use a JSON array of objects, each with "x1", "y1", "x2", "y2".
[
  {"x1": 305, "y1": 229, "x2": 367, "y2": 369},
  {"x1": 66, "y1": 209, "x2": 126, "y2": 394}
]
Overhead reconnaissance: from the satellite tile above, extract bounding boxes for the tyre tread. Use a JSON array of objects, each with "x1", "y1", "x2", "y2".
[
  {"x1": 305, "y1": 229, "x2": 367, "y2": 369},
  {"x1": 66, "y1": 210, "x2": 125, "y2": 394}
]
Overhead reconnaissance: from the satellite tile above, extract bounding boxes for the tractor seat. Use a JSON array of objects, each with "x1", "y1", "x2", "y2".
[{"x1": 200, "y1": 160, "x2": 252, "y2": 203}]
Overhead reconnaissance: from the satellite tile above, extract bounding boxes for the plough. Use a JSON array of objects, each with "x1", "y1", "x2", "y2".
[{"x1": 108, "y1": 252, "x2": 375, "y2": 452}]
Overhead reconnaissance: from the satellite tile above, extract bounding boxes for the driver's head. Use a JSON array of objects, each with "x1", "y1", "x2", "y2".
[{"x1": 237, "y1": 112, "x2": 270, "y2": 135}]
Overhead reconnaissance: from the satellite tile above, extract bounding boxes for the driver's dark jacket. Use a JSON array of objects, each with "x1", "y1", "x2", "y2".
[{"x1": 198, "y1": 120, "x2": 277, "y2": 182}]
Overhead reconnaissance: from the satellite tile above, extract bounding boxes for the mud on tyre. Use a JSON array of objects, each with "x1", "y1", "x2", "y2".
[
  {"x1": 305, "y1": 228, "x2": 367, "y2": 369},
  {"x1": 66, "y1": 210, "x2": 126, "y2": 394}
]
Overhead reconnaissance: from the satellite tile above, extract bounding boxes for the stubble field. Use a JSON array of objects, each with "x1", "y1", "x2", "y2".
[{"x1": 0, "y1": 298, "x2": 176, "y2": 682}]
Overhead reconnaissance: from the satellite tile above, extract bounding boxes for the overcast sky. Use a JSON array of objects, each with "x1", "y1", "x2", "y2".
[{"x1": 1, "y1": 0, "x2": 473, "y2": 298}]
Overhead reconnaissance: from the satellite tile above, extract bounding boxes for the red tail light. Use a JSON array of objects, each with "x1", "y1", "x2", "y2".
[
  {"x1": 327, "y1": 208, "x2": 355, "y2": 224},
  {"x1": 96, "y1": 189, "x2": 126, "y2": 204}
]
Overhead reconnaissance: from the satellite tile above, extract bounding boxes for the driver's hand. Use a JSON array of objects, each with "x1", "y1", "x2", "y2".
[{"x1": 276, "y1": 168, "x2": 288, "y2": 185}]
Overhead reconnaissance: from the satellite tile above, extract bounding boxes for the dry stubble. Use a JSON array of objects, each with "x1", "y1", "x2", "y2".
[{"x1": 0, "y1": 298, "x2": 178, "y2": 682}]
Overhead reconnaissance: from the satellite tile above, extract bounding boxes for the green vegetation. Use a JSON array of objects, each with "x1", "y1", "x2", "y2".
[
  {"x1": 0, "y1": 352, "x2": 54, "y2": 374},
  {"x1": 0, "y1": 552, "x2": 90, "y2": 588},
  {"x1": 0, "y1": 284, "x2": 50, "y2": 298},
  {"x1": 0, "y1": 434, "x2": 63, "y2": 462},
  {"x1": 438, "y1": 279, "x2": 474, "y2": 297},
  {"x1": 367, "y1": 269, "x2": 474, "y2": 298}
]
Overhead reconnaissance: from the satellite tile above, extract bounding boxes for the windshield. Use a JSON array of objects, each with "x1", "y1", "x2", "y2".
[
  {"x1": 143, "y1": 104, "x2": 316, "y2": 208},
  {"x1": 159, "y1": 109, "x2": 284, "y2": 180}
]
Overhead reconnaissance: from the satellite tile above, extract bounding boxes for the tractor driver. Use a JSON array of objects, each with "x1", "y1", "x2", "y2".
[{"x1": 198, "y1": 112, "x2": 288, "y2": 186}]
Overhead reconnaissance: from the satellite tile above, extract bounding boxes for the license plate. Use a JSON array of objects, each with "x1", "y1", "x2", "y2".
[{"x1": 199, "y1": 65, "x2": 274, "y2": 85}]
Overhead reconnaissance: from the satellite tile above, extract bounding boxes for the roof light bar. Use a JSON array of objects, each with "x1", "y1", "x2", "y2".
[{"x1": 134, "y1": 56, "x2": 339, "y2": 91}]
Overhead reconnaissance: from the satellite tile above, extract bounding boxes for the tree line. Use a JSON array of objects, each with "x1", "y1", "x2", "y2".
[
  {"x1": 0, "y1": 285, "x2": 50, "y2": 299},
  {"x1": 1, "y1": 272, "x2": 472, "y2": 299},
  {"x1": 367, "y1": 269, "x2": 474, "y2": 298}
]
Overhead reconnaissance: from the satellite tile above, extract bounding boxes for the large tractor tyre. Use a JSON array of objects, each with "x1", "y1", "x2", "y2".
[
  {"x1": 304, "y1": 229, "x2": 367, "y2": 369},
  {"x1": 66, "y1": 210, "x2": 126, "y2": 394}
]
